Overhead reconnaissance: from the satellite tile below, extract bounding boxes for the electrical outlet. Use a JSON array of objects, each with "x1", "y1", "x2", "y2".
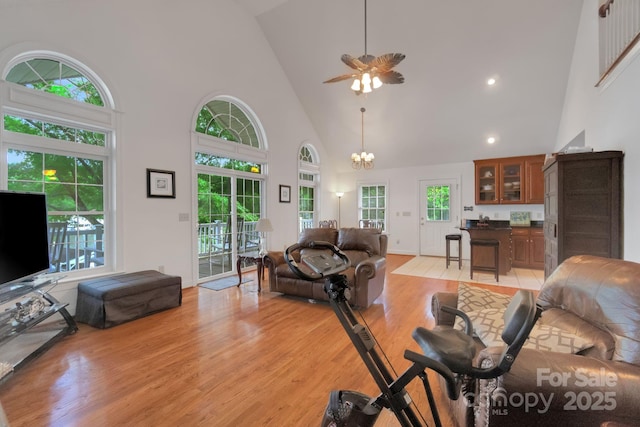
[{"x1": 494, "y1": 212, "x2": 499, "y2": 218}]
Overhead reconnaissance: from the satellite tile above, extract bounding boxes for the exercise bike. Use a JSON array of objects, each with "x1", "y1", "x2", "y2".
[{"x1": 284, "y1": 241, "x2": 541, "y2": 427}]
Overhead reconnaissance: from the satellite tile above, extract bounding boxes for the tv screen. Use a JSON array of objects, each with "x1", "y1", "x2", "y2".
[{"x1": 0, "y1": 191, "x2": 50, "y2": 285}]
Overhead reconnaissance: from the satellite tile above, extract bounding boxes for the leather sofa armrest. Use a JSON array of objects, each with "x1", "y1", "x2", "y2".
[
  {"x1": 263, "y1": 251, "x2": 284, "y2": 269},
  {"x1": 354, "y1": 255, "x2": 385, "y2": 279},
  {"x1": 475, "y1": 347, "x2": 640, "y2": 426},
  {"x1": 432, "y1": 292, "x2": 459, "y2": 326}
]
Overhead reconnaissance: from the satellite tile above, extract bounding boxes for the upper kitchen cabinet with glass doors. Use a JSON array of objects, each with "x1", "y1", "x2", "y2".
[{"x1": 474, "y1": 155, "x2": 545, "y2": 205}]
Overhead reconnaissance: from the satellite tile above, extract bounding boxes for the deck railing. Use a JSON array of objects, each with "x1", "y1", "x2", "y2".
[
  {"x1": 197, "y1": 220, "x2": 259, "y2": 257},
  {"x1": 597, "y1": 0, "x2": 640, "y2": 86},
  {"x1": 54, "y1": 226, "x2": 104, "y2": 272}
]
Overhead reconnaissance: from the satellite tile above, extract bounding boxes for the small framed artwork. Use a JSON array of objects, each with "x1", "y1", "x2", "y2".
[
  {"x1": 279, "y1": 184, "x2": 291, "y2": 203},
  {"x1": 147, "y1": 168, "x2": 176, "y2": 198}
]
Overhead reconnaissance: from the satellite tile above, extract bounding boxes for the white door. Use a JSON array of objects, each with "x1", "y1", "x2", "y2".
[{"x1": 419, "y1": 179, "x2": 460, "y2": 256}]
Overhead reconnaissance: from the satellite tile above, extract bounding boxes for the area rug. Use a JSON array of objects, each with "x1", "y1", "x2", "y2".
[
  {"x1": 200, "y1": 276, "x2": 251, "y2": 291},
  {"x1": 391, "y1": 256, "x2": 543, "y2": 290}
]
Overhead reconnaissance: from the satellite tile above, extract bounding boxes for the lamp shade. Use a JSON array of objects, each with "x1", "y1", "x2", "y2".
[{"x1": 255, "y1": 218, "x2": 273, "y2": 232}]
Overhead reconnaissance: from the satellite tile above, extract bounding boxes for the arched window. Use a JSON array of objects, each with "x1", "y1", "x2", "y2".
[
  {"x1": 298, "y1": 144, "x2": 320, "y2": 233},
  {"x1": 192, "y1": 96, "x2": 267, "y2": 281},
  {"x1": 195, "y1": 99, "x2": 260, "y2": 148},
  {"x1": 1, "y1": 52, "x2": 116, "y2": 276}
]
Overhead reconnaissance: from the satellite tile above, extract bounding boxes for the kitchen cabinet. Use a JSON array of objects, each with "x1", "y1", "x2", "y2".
[
  {"x1": 543, "y1": 151, "x2": 623, "y2": 278},
  {"x1": 474, "y1": 154, "x2": 545, "y2": 205},
  {"x1": 525, "y1": 156, "x2": 545, "y2": 204},
  {"x1": 511, "y1": 227, "x2": 544, "y2": 269}
]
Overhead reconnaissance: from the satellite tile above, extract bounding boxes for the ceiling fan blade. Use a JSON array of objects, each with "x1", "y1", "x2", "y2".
[
  {"x1": 370, "y1": 53, "x2": 406, "y2": 72},
  {"x1": 341, "y1": 54, "x2": 367, "y2": 71},
  {"x1": 378, "y1": 70, "x2": 405, "y2": 84},
  {"x1": 323, "y1": 73, "x2": 357, "y2": 84}
]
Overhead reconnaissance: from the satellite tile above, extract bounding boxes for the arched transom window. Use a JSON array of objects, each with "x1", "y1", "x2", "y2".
[
  {"x1": 195, "y1": 99, "x2": 259, "y2": 148},
  {"x1": 6, "y1": 57, "x2": 106, "y2": 106}
]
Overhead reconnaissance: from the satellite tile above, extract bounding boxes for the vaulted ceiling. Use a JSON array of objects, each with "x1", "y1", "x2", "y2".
[{"x1": 235, "y1": 0, "x2": 584, "y2": 172}]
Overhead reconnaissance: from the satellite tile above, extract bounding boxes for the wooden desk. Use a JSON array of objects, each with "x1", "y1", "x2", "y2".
[{"x1": 237, "y1": 253, "x2": 264, "y2": 291}]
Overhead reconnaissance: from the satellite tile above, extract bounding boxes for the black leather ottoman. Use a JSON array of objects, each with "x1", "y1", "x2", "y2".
[{"x1": 75, "y1": 270, "x2": 182, "y2": 328}]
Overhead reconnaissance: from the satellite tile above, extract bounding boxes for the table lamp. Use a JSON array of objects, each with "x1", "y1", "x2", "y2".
[{"x1": 255, "y1": 218, "x2": 273, "y2": 256}]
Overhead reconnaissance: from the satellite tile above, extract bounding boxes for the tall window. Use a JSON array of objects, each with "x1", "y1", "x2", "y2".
[
  {"x1": 359, "y1": 184, "x2": 386, "y2": 230},
  {"x1": 193, "y1": 97, "x2": 267, "y2": 281},
  {"x1": 298, "y1": 145, "x2": 319, "y2": 233},
  {"x1": 1, "y1": 54, "x2": 115, "y2": 275}
]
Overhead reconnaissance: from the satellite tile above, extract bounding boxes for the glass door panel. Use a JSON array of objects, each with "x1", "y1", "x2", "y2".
[
  {"x1": 501, "y1": 162, "x2": 523, "y2": 203},
  {"x1": 197, "y1": 174, "x2": 264, "y2": 281},
  {"x1": 477, "y1": 164, "x2": 497, "y2": 203}
]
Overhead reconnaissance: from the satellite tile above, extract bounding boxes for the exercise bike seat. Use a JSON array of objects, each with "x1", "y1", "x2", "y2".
[
  {"x1": 412, "y1": 326, "x2": 476, "y2": 374},
  {"x1": 406, "y1": 290, "x2": 540, "y2": 400}
]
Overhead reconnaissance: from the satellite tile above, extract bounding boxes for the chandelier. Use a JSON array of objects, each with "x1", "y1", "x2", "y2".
[{"x1": 351, "y1": 107, "x2": 374, "y2": 169}]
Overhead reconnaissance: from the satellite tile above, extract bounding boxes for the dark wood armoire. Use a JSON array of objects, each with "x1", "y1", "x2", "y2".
[{"x1": 543, "y1": 150, "x2": 623, "y2": 278}]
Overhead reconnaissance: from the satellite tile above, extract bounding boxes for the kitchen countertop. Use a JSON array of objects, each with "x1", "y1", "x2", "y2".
[{"x1": 463, "y1": 219, "x2": 543, "y2": 229}]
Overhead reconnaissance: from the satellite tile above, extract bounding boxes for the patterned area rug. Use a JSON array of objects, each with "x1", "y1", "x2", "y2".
[
  {"x1": 391, "y1": 256, "x2": 543, "y2": 290},
  {"x1": 200, "y1": 276, "x2": 251, "y2": 291}
]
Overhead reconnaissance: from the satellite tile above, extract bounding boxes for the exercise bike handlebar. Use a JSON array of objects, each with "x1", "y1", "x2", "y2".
[{"x1": 284, "y1": 241, "x2": 351, "y2": 281}]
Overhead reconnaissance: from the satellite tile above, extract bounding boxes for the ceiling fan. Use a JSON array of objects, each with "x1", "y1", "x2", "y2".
[{"x1": 323, "y1": 0, "x2": 405, "y2": 94}]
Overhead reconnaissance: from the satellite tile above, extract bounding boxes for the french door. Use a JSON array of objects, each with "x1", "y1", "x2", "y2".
[
  {"x1": 419, "y1": 179, "x2": 460, "y2": 256},
  {"x1": 197, "y1": 172, "x2": 263, "y2": 281}
]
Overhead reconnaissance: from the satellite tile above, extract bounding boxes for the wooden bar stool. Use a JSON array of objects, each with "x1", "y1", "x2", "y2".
[
  {"x1": 445, "y1": 234, "x2": 462, "y2": 269},
  {"x1": 470, "y1": 239, "x2": 500, "y2": 282}
]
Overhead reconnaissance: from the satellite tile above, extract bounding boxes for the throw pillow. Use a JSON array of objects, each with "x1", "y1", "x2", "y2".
[{"x1": 471, "y1": 308, "x2": 594, "y2": 354}]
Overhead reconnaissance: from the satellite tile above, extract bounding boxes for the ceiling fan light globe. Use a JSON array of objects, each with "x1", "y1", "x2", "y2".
[
  {"x1": 362, "y1": 82, "x2": 372, "y2": 93},
  {"x1": 361, "y1": 72, "x2": 371, "y2": 85},
  {"x1": 350, "y1": 78, "x2": 361, "y2": 91},
  {"x1": 372, "y1": 76, "x2": 383, "y2": 89}
]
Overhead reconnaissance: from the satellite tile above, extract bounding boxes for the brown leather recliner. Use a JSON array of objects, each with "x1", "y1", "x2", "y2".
[
  {"x1": 431, "y1": 255, "x2": 640, "y2": 427},
  {"x1": 263, "y1": 227, "x2": 387, "y2": 308}
]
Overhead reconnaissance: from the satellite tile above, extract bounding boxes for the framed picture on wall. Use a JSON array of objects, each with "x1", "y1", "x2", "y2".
[
  {"x1": 279, "y1": 185, "x2": 291, "y2": 203},
  {"x1": 147, "y1": 168, "x2": 176, "y2": 198}
]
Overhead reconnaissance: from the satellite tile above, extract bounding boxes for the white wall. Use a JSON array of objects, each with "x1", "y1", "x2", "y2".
[
  {"x1": 555, "y1": 0, "x2": 640, "y2": 261},
  {"x1": 0, "y1": 0, "x2": 337, "y2": 295}
]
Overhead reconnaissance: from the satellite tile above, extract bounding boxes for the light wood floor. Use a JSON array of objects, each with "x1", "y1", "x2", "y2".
[{"x1": 0, "y1": 255, "x2": 519, "y2": 427}]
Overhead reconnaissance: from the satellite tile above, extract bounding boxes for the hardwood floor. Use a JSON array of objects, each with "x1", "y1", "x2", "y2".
[{"x1": 0, "y1": 255, "x2": 519, "y2": 427}]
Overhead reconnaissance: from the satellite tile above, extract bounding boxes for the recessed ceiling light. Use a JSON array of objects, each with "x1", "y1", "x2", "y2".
[
  {"x1": 487, "y1": 136, "x2": 496, "y2": 144},
  {"x1": 487, "y1": 77, "x2": 496, "y2": 86}
]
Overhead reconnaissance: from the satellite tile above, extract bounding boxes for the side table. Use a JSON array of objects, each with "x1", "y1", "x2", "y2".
[{"x1": 237, "y1": 253, "x2": 264, "y2": 291}]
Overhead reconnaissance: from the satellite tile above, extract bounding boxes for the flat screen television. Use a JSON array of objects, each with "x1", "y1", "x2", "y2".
[{"x1": 0, "y1": 191, "x2": 50, "y2": 286}]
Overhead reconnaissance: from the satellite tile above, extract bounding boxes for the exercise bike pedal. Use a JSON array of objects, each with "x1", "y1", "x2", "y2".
[{"x1": 320, "y1": 390, "x2": 381, "y2": 427}]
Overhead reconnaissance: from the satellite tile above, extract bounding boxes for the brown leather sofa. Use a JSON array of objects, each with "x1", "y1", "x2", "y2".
[
  {"x1": 431, "y1": 255, "x2": 640, "y2": 427},
  {"x1": 263, "y1": 227, "x2": 387, "y2": 308}
]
